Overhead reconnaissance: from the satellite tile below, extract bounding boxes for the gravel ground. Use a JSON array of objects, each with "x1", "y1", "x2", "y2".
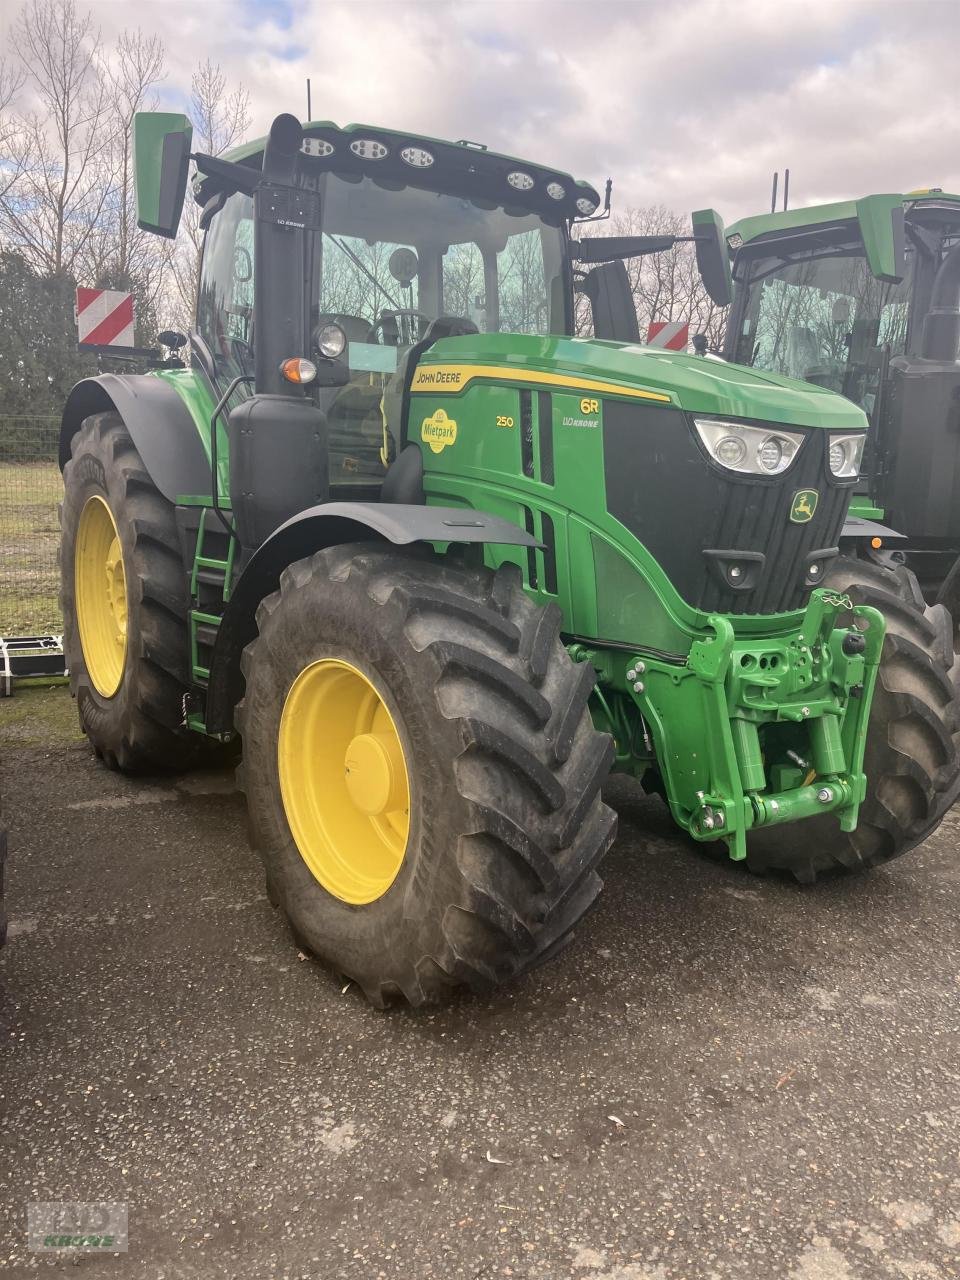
[{"x1": 1, "y1": 684, "x2": 959, "y2": 1279}]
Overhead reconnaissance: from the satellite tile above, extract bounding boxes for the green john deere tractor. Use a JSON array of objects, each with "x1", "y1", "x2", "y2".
[{"x1": 57, "y1": 113, "x2": 957, "y2": 1004}]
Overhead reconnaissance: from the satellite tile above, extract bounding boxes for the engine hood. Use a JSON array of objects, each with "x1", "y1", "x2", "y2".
[{"x1": 424, "y1": 333, "x2": 868, "y2": 431}]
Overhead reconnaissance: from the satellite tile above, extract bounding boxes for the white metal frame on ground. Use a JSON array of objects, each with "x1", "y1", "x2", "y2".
[{"x1": 0, "y1": 635, "x2": 67, "y2": 696}]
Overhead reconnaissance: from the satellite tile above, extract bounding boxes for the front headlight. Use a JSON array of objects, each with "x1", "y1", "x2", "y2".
[
  {"x1": 693, "y1": 418, "x2": 804, "y2": 476},
  {"x1": 827, "y1": 432, "x2": 866, "y2": 478}
]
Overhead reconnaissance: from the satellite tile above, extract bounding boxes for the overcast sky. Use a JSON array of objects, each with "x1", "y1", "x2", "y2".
[{"x1": 9, "y1": 0, "x2": 960, "y2": 221}]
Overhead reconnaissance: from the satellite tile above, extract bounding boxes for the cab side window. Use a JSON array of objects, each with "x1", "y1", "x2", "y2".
[{"x1": 196, "y1": 191, "x2": 256, "y2": 385}]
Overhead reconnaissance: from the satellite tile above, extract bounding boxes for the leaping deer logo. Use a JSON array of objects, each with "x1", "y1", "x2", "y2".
[{"x1": 790, "y1": 489, "x2": 819, "y2": 523}]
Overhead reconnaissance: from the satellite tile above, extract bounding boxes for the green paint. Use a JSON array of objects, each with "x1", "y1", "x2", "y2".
[
  {"x1": 133, "y1": 112, "x2": 192, "y2": 237},
  {"x1": 416, "y1": 334, "x2": 868, "y2": 430}
]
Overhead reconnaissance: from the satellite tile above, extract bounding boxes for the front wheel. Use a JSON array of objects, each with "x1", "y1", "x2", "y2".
[
  {"x1": 745, "y1": 555, "x2": 960, "y2": 881},
  {"x1": 237, "y1": 545, "x2": 617, "y2": 1006}
]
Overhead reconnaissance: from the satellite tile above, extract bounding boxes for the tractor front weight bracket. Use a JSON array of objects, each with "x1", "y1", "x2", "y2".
[{"x1": 581, "y1": 591, "x2": 885, "y2": 862}]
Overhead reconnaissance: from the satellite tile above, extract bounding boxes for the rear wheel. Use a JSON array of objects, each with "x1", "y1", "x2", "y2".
[
  {"x1": 745, "y1": 554, "x2": 960, "y2": 881},
  {"x1": 61, "y1": 412, "x2": 195, "y2": 772},
  {"x1": 237, "y1": 545, "x2": 617, "y2": 1006}
]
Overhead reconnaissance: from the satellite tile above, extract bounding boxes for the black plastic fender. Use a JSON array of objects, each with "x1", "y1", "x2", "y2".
[
  {"x1": 60, "y1": 373, "x2": 211, "y2": 503},
  {"x1": 205, "y1": 501, "x2": 541, "y2": 734},
  {"x1": 840, "y1": 515, "x2": 906, "y2": 542}
]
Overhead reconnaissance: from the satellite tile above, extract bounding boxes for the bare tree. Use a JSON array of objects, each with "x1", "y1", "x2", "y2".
[
  {"x1": 0, "y1": 55, "x2": 27, "y2": 201},
  {"x1": 0, "y1": 0, "x2": 113, "y2": 277},
  {"x1": 576, "y1": 204, "x2": 729, "y2": 349},
  {"x1": 102, "y1": 30, "x2": 165, "y2": 286},
  {"x1": 166, "y1": 59, "x2": 250, "y2": 330}
]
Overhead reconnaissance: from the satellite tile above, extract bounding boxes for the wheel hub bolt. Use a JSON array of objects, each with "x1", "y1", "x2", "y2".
[{"x1": 633, "y1": 681, "x2": 645, "y2": 693}]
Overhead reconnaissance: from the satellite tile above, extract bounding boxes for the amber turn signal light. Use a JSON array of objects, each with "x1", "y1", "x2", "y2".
[{"x1": 280, "y1": 358, "x2": 318, "y2": 384}]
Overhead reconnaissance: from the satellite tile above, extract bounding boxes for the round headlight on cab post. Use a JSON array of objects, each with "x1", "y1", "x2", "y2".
[
  {"x1": 316, "y1": 323, "x2": 347, "y2": 360},
  {"x1": 280, "y1": 358, "x2": 318, "y2": 385}
]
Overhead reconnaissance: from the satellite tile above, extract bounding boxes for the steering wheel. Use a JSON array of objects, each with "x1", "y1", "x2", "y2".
[
  {"x1": 370, "y1": 309, "x2": 430, "y2": 346},
  {"x1": 229, "y1": 336, "x2": 255, "y2": 376}
]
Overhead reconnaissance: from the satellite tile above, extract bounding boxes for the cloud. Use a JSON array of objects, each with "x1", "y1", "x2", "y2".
[{"x1": 7, "y1": 0, "x2": 960, "y2": 221}]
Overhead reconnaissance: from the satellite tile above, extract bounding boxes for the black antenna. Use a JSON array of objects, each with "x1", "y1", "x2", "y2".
[
  {"x1": 306, "y1": 78, "x2": 312, "y2": 121},
  {"x1": 770, "y1": 172, "x2": 778, "y2": 214},
  {"x1": 783, "y1": 168, "x2": 790, "y2": 211}
]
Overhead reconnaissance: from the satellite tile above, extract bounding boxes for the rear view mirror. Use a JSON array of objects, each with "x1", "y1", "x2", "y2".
[
  {"x1": 692, "y1": 208, "x2": 733, "y2": 307},
  {"x1": 578, "y1": 260, "x2": 640, "y2": 342},
  {"x1": 856, "y1": 195, "x2": 906, "y2": 284},
  {"x1": 134, "y1": 112, "x2": 193, "y2": 238}
]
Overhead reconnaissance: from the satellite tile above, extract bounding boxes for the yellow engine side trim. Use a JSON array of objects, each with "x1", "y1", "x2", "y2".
[{"x1": 409, "y1": 363, "x2": 673, "y2": 404}]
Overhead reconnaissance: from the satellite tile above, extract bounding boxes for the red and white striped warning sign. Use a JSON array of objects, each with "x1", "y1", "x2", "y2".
[
  {"x1": 76, "y1": 288, "x2": 135, "y2": 348},
  {"x1": 646, "y1": 320, "x2": 689, "y2": 350}
]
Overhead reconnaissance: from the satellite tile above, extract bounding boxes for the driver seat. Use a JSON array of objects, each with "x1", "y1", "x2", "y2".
[{"x1": 380, "y1": 314, "x2": 478, "y2": 503}]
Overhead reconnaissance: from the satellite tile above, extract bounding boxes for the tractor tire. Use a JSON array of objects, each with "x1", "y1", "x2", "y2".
[
  {"x1": 745, "y1": 554, "x2": 960, "y2": 882},
  {"x1": 236, "y1": 544, "x2": 617, "y2": 1006},
  {"x1": 61, "y1": 411, "x2": 195, "y2": 772}
]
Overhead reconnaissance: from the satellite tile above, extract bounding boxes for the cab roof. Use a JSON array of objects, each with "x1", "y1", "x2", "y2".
[
  {"x1": 221, "y1": 119, "x2": 601, "y2": 224},
  {"x1": 727, "y1": 189, "x2": 960, "y2": 249}
]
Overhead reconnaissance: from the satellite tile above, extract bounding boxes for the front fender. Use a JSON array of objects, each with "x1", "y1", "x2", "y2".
[
  {"x1": 60, "y1": 372, "x2": 211, "y2": 503},
  {"x1": 204, "y1": 501, "x2": 539, "y2": 734}
]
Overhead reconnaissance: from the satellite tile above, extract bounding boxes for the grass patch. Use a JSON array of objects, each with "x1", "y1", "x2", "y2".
[
  {"x1": 0, "y1": 460, "x2": 62, "y2": 635},
  {"x1": 0, "y1": 683, "x2": 80, "y2": 748}
]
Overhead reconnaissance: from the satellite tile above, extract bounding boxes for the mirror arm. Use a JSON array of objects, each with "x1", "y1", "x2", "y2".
[{"x1": 191, "y1": 152, "x2": 261, "y2": 197}]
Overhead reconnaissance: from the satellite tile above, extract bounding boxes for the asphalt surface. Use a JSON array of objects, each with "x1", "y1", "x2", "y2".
[{"x1": 1, "y1": 685, "x2": 959, "y2": 1279}]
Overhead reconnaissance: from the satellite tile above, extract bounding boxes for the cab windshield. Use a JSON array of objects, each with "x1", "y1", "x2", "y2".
[
  {"x1": 732, "y1": 244, "x2": 913, "y2": 418},
  {"x1": 312, "y1": 172, "x2": 569, "y2": 341}
]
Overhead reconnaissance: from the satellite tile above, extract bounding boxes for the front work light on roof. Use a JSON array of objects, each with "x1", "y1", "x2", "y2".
[
  {"x1": 507, "y1": 171, "x2": 534, "y2": 191},
  {"x1": 546, "y1": 181, "x2": 565, "y2": 201},
  {"x1": 301, "y1": 138, "x2": 335, "y2": 157},
  {"x1": 350, "y1": 139, "x2": 388, "y2": 160},
  {"x1": 576, "y1": 196, "x2": 598, "y2": 215},
  {"x1": 400, "y1": 146, "x2": 434, "y2": 168}
]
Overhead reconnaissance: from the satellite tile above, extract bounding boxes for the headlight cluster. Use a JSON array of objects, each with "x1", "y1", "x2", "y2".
[
  {"x1": 828, "y1": 432, "x2": 866, "y2": 478},
  {"x1": 694, "y1": 419, "x2": 867, "y2": 479},
  {"x1": 694, "y1": 418, "x2": 803, "y2": 476}
]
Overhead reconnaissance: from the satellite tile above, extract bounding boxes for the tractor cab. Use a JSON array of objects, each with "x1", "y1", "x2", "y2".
[
  {"x1": 196, "y1": 154, "x2": 577, "y2": 492},
  {"x1": 136, "y1": 111, "x2": 731, "y2": 521}
]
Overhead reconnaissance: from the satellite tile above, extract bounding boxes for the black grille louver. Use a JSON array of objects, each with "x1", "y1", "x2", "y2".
[{"x1": 602, "y1": 402, "x2": 851, "y2": 617}]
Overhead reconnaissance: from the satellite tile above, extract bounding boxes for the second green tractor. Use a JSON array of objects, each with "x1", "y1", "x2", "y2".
[{"x1": 57, "y1": 112, "x2": 960, "y2": 1004}]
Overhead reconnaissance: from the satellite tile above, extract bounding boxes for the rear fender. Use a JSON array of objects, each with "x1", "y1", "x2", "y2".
[{"x1": 60, "y1": 373, "x2": 211, "y2": 503}]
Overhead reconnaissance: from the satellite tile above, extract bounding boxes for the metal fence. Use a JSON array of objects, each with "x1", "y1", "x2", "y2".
[{"x1": 0, "y1": 416, "x2": 62, "y2": 638}]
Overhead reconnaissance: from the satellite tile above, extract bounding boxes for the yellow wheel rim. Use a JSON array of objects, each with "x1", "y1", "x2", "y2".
[
  {"x1": 278, "y1": 658, "x2": 411, "y2": 905},
  {"x1": 75, "y1": 495, "x2": 128, "y2": 698}
]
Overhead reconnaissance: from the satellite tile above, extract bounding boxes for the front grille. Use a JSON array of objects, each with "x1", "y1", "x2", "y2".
[{"x1": 602, "y1": 402, "x2": 850, "y2": 616}]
